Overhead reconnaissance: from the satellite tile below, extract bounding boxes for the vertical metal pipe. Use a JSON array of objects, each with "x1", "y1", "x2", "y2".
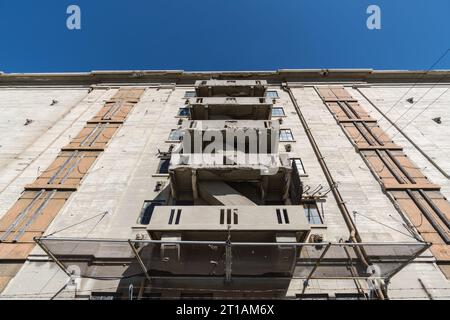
[
  {"x1": 301, "y1": 243, "x2": 331, "y2": 294},
  {"x1": 374, "y1": 149, "x2": 408, "y2": 184},
  {"x1": 285, "y1": 84, "x2": 386, "y2": 299},
  {"x1": 361, "y1": 122, "x2": 384, "y2": 146},
  {"x1": 385, "y1": 149, "x2": 416, "y2": 184},
  {"x1": 287, "y1": 85, "x2": 363, "y2": 245},
  {"x1": 406, "y1": 190, "x2": 450, "y2": 244},
  {"x1": 128, "y1": 240, "x2": 152, "y2": 283},
  {"x1": 418, "y1": 189, "x2": 450, "y2": 230}
]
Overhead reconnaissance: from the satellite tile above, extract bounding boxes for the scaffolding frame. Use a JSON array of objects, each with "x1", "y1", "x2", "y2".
[{"x1": 34, "y1": 236, "x2": 430, "y2": 284}]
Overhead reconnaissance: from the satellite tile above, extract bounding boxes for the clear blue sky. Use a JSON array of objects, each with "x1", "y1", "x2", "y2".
[{"x1": 0, "y1": 0, "x2": 449, "y2": 72}]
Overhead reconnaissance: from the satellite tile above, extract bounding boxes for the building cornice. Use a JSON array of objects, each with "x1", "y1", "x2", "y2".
[{"x1": 1, "y1": 69, "x2": 450, "y2": 86}]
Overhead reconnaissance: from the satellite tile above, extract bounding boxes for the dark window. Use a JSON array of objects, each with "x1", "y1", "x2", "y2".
[
  {"x1": 296, "y1": 293, "x2": 329, "y2": 300},
  {"x1": 184, "y1": 91, "x2": 196, "y2": 98},
  {"x1": 335, "y1": 293, "x2": 367, "y2": 300},
  {"x1": 291, "y1": 158, "x2": 306, "y2": 175},
  {"x1": 220, "y1": 208, "x2": 239, "y2": 225},
  {"x1": 266, "y1": 90, "x2": 279, "y2": 99},
  {"x1": 276, "y1": 208, "x2": 290, "y2": 224},
  {"x1": 280, "y1": 129, "x2": 294, "y2": 141},
  {"x1": 304, "y1": 202, "x2": 323, "y2": 224},
  {"x1": 177, "y1": 107, "x2": 190, "y2": 117},
  {"x1": 139, "y1": 200, "x2": 164, "y2": 225},
  {"x1": 157, "y1": 158, "x2": 170, "y2": 174},
  {"x1": 175, "y1": 200, "x2": 194, "y2": 205},
  {"x1": 168, "y1": 129, "x2": 183, "y2": 141},
  {"x1": 271, "y1": 107, "x2": 285, "y2": 117}
]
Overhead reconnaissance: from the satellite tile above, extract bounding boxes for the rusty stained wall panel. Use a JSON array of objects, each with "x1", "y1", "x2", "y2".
[
  {"x1": 317, "y1": 87, "x2": 353, "y2": 101},
  {"x1": 342, "y1": 122, "x2": 399, "y2": 149},
  {"x1": 26, "y1": 151, "x2": 101, "y2": 189},
  {"x1": 89, "y1": 100, "x2": 136, "y2": 123},
  {"x1": 110, "y1": 88, "x2": 145, "y2": 101},
  {"x1": 361, "y1": 150, "x2": 436, "y2": 189},
  {"x1": 90, "y1": 89, "x2": 146, "y2": 123},
  {"x1": 392, "y1": 191, "x2": 450, "y2": 260},
  {"x1": 63, "y1": 123, "x2": 120, "y2": 151},
  {"x1": 326, "y1": 101, "x2": 373, "y2": 122},
  {"x1": 316, "y1": 86, "x2": 450, "y2": 265},
  {"x1": 0, "y1": 191, "x2": 71, "y2": 247}
]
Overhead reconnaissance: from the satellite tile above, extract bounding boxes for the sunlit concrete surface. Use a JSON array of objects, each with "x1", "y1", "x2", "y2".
[{"x1": 0, "y1": 70, "x2": 449, "y2": 300}]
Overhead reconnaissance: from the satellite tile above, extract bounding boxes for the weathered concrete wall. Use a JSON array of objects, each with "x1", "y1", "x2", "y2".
[
  {"x1": 0, "y1": 88, "x2": 98, "y2": 217},
  {"x1": 1, "y1": 82, "x2": 450, "y2": 299}
]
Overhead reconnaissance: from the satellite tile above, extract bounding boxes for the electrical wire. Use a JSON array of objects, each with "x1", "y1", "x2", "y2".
[
  {"x1": 44, "y1": 211, "x2": 108, "y2": 237},
  {"x1": 372, "y1": 77, "x2": 450, "y2": 142},
  {"x1": 346, "y1": 48, "x2": 450, "y2": 144},
  {"x1": 391, "y1": 86, "x2": 450, "y2": 140},
  {"x1": 373, "y1": 49, "x2": 450, "y2": 122},
  {"x1": 352, "y1": 211, "x2": 421, "y2": 241}
]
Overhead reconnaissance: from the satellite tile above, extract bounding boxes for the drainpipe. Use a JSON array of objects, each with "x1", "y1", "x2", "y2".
[
  {"x1": 354, "y1": 86, "x2": 450, "y2": 179},
  {"x1": 282, "y1": 83, "x2": 386, "y2": 300}
]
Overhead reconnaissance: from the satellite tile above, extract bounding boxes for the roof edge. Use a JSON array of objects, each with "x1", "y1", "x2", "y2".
[{"x1": 1, "y1": 69, "x2": 450, "y2": 86}]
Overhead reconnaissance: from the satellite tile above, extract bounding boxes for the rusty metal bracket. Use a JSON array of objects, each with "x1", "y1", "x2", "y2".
[
  {"x1": 127, "y1": 240, "x2": 152, "y2": 283},
  {"x1": 301, "y1": 242, "x2": 331, "y2": 294}
]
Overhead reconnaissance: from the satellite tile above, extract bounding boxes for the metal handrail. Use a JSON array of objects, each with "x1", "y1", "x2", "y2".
[{"x1": 35, "y1": 236, "x2": 429, "y2": 247}]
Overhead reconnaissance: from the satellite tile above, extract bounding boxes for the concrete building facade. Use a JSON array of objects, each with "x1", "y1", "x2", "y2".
[{"x1": 0, "y1": 70, "x2": 449, "y2": 299}]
